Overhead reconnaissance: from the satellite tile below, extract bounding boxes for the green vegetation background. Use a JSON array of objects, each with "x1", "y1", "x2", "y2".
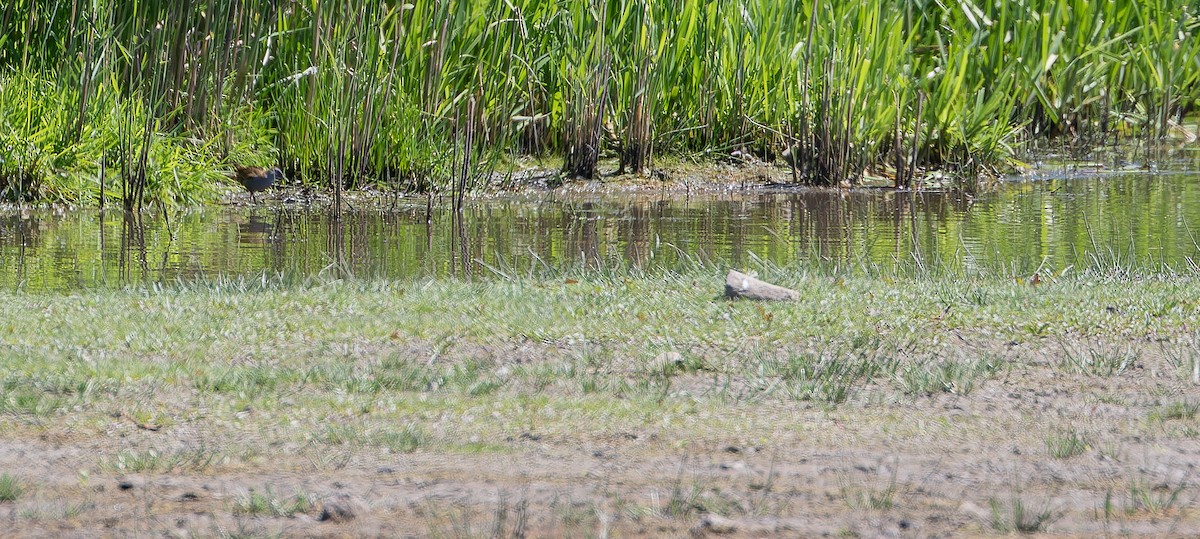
[{"x1": 1, "y1": 0, "x2": 1198, "y2": 205}]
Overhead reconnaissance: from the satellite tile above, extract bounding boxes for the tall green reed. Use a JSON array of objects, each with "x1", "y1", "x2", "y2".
[{"x1": 1, "y1": 0, "x2": 1196, "y2": 204}]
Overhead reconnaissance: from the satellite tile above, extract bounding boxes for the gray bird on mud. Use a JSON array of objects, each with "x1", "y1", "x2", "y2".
[{"x1": 231, "y1": 165, "x2": 283, "y2": 203}]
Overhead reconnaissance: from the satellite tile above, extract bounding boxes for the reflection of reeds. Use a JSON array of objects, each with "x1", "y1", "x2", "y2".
[{"x1": 1, "y1": 1, "x2": 1198, "y2": 202}]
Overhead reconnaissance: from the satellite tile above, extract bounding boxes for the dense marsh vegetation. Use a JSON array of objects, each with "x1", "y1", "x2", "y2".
[{"x1": 1, "y1": 0, "x2": 1198, "y2": 205}]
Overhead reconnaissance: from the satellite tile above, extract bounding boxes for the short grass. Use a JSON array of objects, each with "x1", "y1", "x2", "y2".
[
  {"x1": 0, "y1": 264, "x2": 1195, "y2": 528},
  {"x1": 1, "y1": 266, "x2": 1199, "y2": 535},
  {"x1": 1, "y1": 269, "x2": 1197, "y2": 436}
]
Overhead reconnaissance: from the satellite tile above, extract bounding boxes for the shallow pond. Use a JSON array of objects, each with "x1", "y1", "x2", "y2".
[{"x1": 3, "y1": 169, "x2": 1200, "y2": 290}]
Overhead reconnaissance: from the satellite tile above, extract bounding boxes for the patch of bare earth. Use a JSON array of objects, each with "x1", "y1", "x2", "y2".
[{"x1": 1, "y1": 337, "x2": 1198, "y2": 538}]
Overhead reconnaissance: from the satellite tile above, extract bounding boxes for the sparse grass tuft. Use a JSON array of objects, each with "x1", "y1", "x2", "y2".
[
  {"x1": 1102, "y1": 476, "x2": 1190, "y2": 524},
  {"x1": 838, "y1": 459, "x2": 900, "y2": 511},
  {"x1": 662, "y1": 481, "x2": 705, "y2": 518},
  {"x1": 1120, "y1": 479, "x2": 1188, "y2": 517},
  {"x1": 319, "y1": 423, "x2": 427, "y2": 453},
  {"x1": 839, "y1": 481, "x2": 896, "y2": 511},
  {"x1": 214, "y1": 523, "x2": 285, "y2": 539},
  {"x1": 420, "y1": 495, "x2": 534, "y2": 539},
  {"x1": 0, "y1": 473, "x2": 23, "y2": 502},
  {"x1": 1, "y1": 387, "x2": 66, "y2": 417},
  {"x1": 18, "y1": 501, "x2": 93, "y2": 521},
  {"x1": 1058, "y1": 340, "x2": 1138, "y2": 376},
  {"x1": 989, "y1": 496, "x2": 1058, "y2": 533},
  {"x1": 754, "y1": 345, "x2": 885, "y2": 404},
  {"x1": 1151, "y1": 400, "x2": 1200, "y2": 422},
  {"x1": 1046, "y1": 430, "x2": 1090, "y2": 459},
  {"x1": 895, "y1": 356, "x2": 1005, "y2": 397},
  {"x1": 104, "y1": 449, "x2": 223, "y2": 473},
  {"x1": 373, "y1": 426, "x2": 427, "y2": 453},
  {"x1": 232, "y1": 488, "x2": 312, "y2": 517}
]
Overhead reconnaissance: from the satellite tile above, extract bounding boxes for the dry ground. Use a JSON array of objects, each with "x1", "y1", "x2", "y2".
[{"x1": 2, "y1": 338, "x2": 1198, "y2": 538}]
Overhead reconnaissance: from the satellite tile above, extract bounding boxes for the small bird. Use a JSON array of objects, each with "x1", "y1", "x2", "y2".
[{"x1": 231, "y1": 166, "x2": 283, "y2": 203}]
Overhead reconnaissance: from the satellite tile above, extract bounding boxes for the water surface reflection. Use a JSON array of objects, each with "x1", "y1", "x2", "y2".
[{"x1": 2, "y1": 172, "x2": 1199, "y2": 290}]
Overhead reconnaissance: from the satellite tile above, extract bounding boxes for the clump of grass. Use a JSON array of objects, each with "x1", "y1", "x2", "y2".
[
  {"x1": 654, "y1": 459, "x2": 746, "y2": 520},
  {"x1": 420, "y1": 494, "x2": 533, "y2": 539},
  {"x1": 755, "y1": 346, "x2": 885, "y2": 404},
  {"x1": 1108, "y1": 479, "x2": 1189, "y2": 518},
  {"x1": 989, "y1": 496, "x2": 1058, "y2": 533},
  {"x1": 1150, "y1": 400, "x2": 1200, "y2": 422},
  {"x1": 1158, "y1": 338, "x2": 1200, "y2": 384},
  {"x1": 648, "y1": 351, "x2": 708, "y2": 378},
  {"x1": 661, "y1": 480, "x2": 703, "y2": 519},
  {"x1": 894, "y1": 356, "x2": 1004, "y2": 397},
  {"x1": 578, "y1": 376, "x2": 605, "y2": 394},
  {"x1": 194, "y1": 366, "x2": 288, "y2": 395},
  {"x1": 1098, "y1": 442, "x2": 1125, "y2": 462},
  {"x1": 1045, "y1": 430, "x2": 1090, "y2": 459},
  {"x1": 373, "y1": 426, "x2": 427, "y2": 453},
  {"x1": 660, "y1": 483, "x2": 744, "y2": 519},
  {"x1": 839, "y1": 481, "x2": 896, "y2": 511},
  {"x1": 552, "y1": 497, "x2": 603, "y2": 530},
  {"x1": 104, "y1": 449, "x2": 223, "y2": 473},
  {"x1": 0, "y1": 473, "x2": 23, "y2": 502},
  {"x1": 1130, "y1": 481, "x2": 1188, "y2": 516},
  {"x1": 1057, "y1": 339, "x2": 1138, "y2": 376},
  {"x1": 838, "y1": 458, "x2": 900, "y2": 511},
  {"x1": 319, "y1": 424, "x2": 362, "y2": 446},
  {"x1": 17, "y1": 501, "x2": 93, "y2": 521},
  {"x1": 467, "y1": 377, "x2": 505, "y2": 396},
  {"x1": 1, "y1": 387, "x2": 66, "y2": 417},
  {"x1": 232, "y1": 488, "x2": 312, "y2": 517},
  {"x1": 319, "y1": 424, "x2": 427, "y2": 453}
]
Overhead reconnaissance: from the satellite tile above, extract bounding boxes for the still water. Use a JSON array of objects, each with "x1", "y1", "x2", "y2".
[{"x1": 3, "y1": 171, "x2": 1200, "y2": 290}]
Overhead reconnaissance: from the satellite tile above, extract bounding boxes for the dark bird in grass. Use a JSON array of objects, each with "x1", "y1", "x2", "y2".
[{"x1": 231, "y1": 166, "x2": 283, "y2": 203}]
